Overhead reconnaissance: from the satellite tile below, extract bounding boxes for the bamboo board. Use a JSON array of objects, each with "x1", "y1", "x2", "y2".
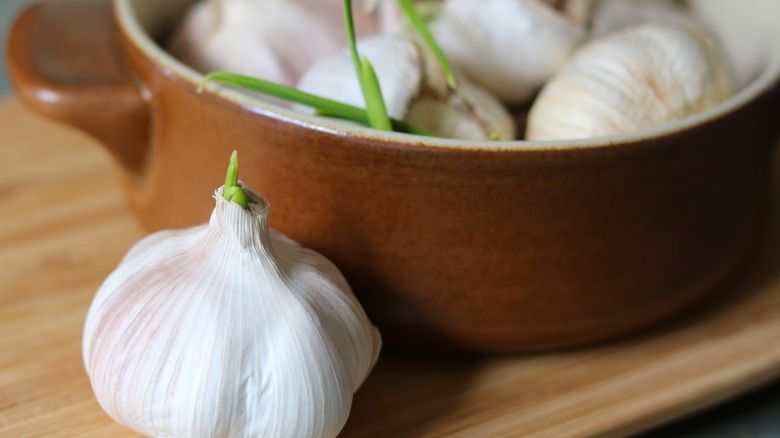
[{"x1": 2, "y1": 99, "x2": 780, "y2": 437}]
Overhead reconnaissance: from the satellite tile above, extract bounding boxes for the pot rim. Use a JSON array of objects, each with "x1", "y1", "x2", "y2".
[{"x1": 114, "y1": 0, "x2": 780, "y2": 152}]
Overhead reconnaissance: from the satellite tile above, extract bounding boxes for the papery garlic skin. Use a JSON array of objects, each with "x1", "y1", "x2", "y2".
[
  {"x1": 83, "y1": 185, "x2": 381, "y2": 438},
  {"x1": 431, "y1": 0, "x2": 586, "y2": 104},
  {"x1": 167, "y1": 0, "x2": 380, "y2": 87},
  {"x1": 526, "y1": 25, "x2": 733, "y2": 141},
  {"x1": 296, "y1": 34, "x2": 516, "y2": 141}
]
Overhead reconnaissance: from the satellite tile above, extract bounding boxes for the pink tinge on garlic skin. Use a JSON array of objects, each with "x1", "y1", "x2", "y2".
[
  {"x1": 83, "y1": 186, "x2": 381, "y2": 438},
  {"x1": 167, "y1": 0, "x2": 385, "y2": 87}
]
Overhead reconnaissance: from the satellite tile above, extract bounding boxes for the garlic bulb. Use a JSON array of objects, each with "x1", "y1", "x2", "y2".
[
  {"x1": 296, "y1": 33, "x2": 516, "y2": 141},
  {"x1": 526, "y1": 24, "x2": 733, "y2": 141},
  {"x1": 431, "y1": 0, "x2": 587, "y2": 104},
  {"x1": 167, "y1": 0, "x2": 381, "y2": 87},
  {"x1": 83, "y1": 154, "x2": 381, "y2": 437}
]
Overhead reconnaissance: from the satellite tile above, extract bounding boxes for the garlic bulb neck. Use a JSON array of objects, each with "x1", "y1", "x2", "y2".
[{"x1": 214, "y1": 184, "x2": 273, "y2": 252}]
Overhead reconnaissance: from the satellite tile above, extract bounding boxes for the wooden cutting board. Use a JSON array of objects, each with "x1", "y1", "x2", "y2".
[{"x1": 2, "y1": 98, "x2": 780, "y2": 437}]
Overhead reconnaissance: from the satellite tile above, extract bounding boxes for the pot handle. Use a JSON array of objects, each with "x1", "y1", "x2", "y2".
[{"x1": 6, "y1": 0, "x2": 149, "y2": 173}]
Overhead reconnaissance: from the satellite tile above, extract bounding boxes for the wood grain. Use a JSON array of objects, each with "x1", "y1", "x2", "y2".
[{"x1": 2, "y1": 98, "x2": 780, "y2": 437}]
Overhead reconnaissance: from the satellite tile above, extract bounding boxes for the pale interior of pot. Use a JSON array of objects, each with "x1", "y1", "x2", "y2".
[
  {"x1": 118, "y1": 0, "x2": 780, "y2": 150},
  {"x1": 690, "y1": 0, "x2": 780, "y2": 91}
]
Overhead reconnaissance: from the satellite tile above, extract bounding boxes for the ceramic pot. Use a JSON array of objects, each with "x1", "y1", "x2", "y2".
[{"x1": 8, "y1": 0, "x2": 780, "y2": 351}]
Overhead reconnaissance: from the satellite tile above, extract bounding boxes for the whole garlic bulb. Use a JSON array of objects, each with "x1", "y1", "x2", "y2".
[
  {"x1": 526, "y1": 24, "x2": 733, "y2": 141},
  {"x1": 431, "y1": 0, "x2": 587, "y2": 104},
  {"x1": 167, "y1": 0, "x2": 381, "y2": 87},
  {"x1": 83, "y1": 159, "x2": 381, "y2": 437},
  {"x1": 296, "y1": 33, "x2": 516, "y2": 141}
]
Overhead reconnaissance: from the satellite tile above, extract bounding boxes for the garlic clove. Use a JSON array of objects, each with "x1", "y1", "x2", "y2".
[
  {"x1": 431, "y1": 0, "x2": 587, "y2": 104},
  {"x1": 167, "y1": 0, "x2": 381, "y2": 87},
  {"x1": 525, "y1": 24, "x2": 733, "y2": 141},
  {"x1": 297, "y1": 33, "x2": 516, "y2": 141},
  {"x1": 83, "y1": 172, "x2": 381, "y2": 437}
]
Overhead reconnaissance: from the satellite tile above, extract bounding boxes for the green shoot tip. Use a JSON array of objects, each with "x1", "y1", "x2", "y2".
[{"x1": 223, "y1": 150, "x2": 248, "y2": 209}]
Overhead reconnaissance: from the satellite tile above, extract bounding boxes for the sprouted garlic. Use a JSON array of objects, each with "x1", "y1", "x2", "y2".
[
  {"x1": 180, "y1": 0, "x2": 741, "y2": 144},
  {"x1": 83, "y1": 152, "x2": 381, "y2": 438},
  {"x1": 167, "y1": 0, "x2": 382, "y2": 87},
  {"x1": 196, "y1": 0, "x2": 453, "y2": 137},
  {"x1": 297, "y1": 33, "x2": 516, "y2": 141}
]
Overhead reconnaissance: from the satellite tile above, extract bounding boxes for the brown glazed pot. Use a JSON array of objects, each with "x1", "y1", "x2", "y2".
[{"x1": 8, "y1": 0, "x2": 780, "y2": 352}]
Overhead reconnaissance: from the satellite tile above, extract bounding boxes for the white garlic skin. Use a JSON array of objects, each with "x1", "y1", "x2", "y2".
[
  {"x1": 167, "y1": 0, "x2": 380, "y2": 87},
  {"x1": 404, "y1": 72, "x2": 517, "y2": 142},
  {"x1": 431, "y1": 0, "x2": 586, "y2": 104},
  {"x1": 296, "y1": 34, "x2": 516, "y2": 141},
  {"x1": 83, "y1": 186, "x2": 381, "y2": 438},
  {"x1": 526, "y1": 24, "x2": 733, "y2": 141}
]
